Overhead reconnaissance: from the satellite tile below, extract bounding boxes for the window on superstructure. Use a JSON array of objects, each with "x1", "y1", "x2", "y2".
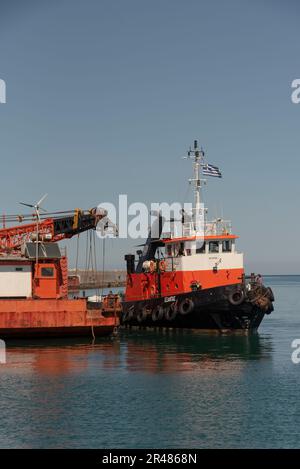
[
  {"x1": 222, "y1": 240, "x2": 232, "y2": 252},
  {"x1": 41, "y1": 267, "x2": 54, "y2": 277},
  {"x1": 196, "y1": 242, "x2": 206, "y2": 254},
  {"x1": 178, "y1": 242, "x2": 185, "y2": 256},
  {"x1": 209, "y1": 241, "x2": 219, "y2": 253},
  {"x1": 174, "y1": 242, "x2": 185, "y2": 257}
]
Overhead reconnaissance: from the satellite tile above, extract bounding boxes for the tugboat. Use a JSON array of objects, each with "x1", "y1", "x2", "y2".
[{"x1": 122, "y1": 141, "x2": 274, "y2": 333}]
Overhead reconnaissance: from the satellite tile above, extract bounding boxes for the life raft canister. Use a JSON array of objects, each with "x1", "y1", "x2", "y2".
[{"x1": 179, "y1": 298, "x2": 194, "y2": 315}]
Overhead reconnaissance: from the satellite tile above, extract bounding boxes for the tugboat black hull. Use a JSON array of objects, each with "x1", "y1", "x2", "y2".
[{"x1": 121, "y1": 284, "x2": 274, "y2": 333}]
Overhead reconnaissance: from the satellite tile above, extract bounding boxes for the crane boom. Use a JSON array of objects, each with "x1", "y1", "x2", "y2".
[{"x1": 0, "y1": 207, "x2": 105, "y2": 255}]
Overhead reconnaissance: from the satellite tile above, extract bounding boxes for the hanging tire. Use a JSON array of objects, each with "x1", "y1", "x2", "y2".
[
  {"x1": 137, "y1": 306, "x2": 149, "y2": 323},
  {"x1": 228, "y1": 289, "x2": 245, "y2": 306},
  {"x1": 265, "y1": 303, "x2": 274, "y2": 315},
  {"x1": 265, "y1": 287, "x2": 274, "y2": 302},
  {"x1": 122, "y1": 307, "x2": 134, "y2": 323},
  {"x1": 178, "y1": 298, "x2": 194, "y2": 315},
  {"x1": 152, "y1": 305, "x2": 164, "y2": 322},
  {"x1": 165, "y1": 303, "x2": 178, "y2": 321}
]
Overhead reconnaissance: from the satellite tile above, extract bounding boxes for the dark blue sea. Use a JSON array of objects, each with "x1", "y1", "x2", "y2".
[{"x1": 0, "y1": 275, "x2": 299, "y2": 448}]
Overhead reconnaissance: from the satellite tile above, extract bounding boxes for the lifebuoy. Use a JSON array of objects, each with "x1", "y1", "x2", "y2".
[
  {"x1": 228, "y1": 289, "x2": 245, "y2": 306},
  {"x1": 150, "y1": 284, "x2": 157, "y2": 297},
  {"x1": 152, "y1": 305, "x2": 164, "y2": 322},
  {"x1": 165, "y1": 303, "x2": 177, "y2": 321},
  {"x1": 179, "y1": 298, "x2": 194, "y2": 315},
  {"x1": 159, "y1": 260, "x2": 166, "y2": 272}
]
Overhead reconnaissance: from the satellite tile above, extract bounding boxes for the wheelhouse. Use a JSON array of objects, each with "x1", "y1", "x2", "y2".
[{"x1": 163, "y1": 234, "x2": 237, "y2": 259}]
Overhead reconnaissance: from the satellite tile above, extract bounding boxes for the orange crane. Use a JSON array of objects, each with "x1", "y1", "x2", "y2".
[{"x1": 0, "y1": 207, "x2": 106, "y2": 255}]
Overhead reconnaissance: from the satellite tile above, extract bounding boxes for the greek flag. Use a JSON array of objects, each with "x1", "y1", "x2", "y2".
[{"x1": 202, "y1": 163, "x2": 222, "y2": 178}]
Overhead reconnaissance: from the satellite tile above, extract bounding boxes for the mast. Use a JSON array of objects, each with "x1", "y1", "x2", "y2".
[
  {"x1": 187, "y1": 140, "x2": 205, "y2": 231},
  {"x1": 193, "y1": 140, "x2": 201, "y2": 224}
]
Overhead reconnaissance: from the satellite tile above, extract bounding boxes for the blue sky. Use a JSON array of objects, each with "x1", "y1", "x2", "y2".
[{"x1": 0, "y1": 0, "x2": 299, "y2": 273}]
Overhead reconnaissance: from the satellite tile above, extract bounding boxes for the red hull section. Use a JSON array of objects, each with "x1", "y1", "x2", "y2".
[
  {"x1": 0, "y1": 299, "x2": 118, "y2": 338},
  {"x1": 125, "y1": 268, "x2": 244, "y2": 302}
]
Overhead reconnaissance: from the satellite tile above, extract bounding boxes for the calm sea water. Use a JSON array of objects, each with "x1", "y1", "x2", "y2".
[{"x1": 0, "y1": 275, "x2": 299, "y2": 449}]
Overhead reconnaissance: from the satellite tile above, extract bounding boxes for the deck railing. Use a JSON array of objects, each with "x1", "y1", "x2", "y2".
[{"x1": 170, "y1": 219, "x2": 232, "y2": 239}]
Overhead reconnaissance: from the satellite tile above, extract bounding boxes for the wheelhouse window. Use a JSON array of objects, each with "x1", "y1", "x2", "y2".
[
  {"x1": 222, "y1": 240, "x2": 232, "y2": 252},
  {"x1": 196, "y1": 242, "x2": 206, "y2": 254},
  {"x1": 166, "y1": 244, "x2": 172, "y2": 257},
  {"x1": 209, "y1": 241, "x2": 219, "y2": 253},
  {"x1": 166, "y1": 242, "x2": 186, "y2": 257},
  {"x1": 178, "y1": 242, "x2": 185, "y2": 256},
  {"x1": 174, "y1": 242, "x2": 185, "y2": 257},
  {"x1": 41, "y1": 267, "x2": 54, "y2": 277}
]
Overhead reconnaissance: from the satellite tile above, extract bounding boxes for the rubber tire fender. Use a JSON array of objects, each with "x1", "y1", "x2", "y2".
[
  {"x1": 179, "y1": 298, "x2": 194, "y2": 315},
  {"x1": 137, "y1": 306, "x2": 149, "y2": 323},
  {"x1": 265, "y1": 303, "x2": 274, "y2": 315},
  {"x1": 152, "y1": 305, "x2": 164, "y2": 322},
  {"x1": 165, "y1": 303, "x2": 178, "y2": 321},
  {"x1": 265, "y1": 287, "x2": 274, "y2": 302},
  {"x1": 122, "y1": 307, "x2": 134, "y2": 323},
  {"x1": 228, "y1": 289, "x2": 245, "y2": 306}
]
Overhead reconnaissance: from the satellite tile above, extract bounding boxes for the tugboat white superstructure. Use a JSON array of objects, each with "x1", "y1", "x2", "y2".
[{"x1": 122, "y1": 141, "x2": 274, "y2": 332}]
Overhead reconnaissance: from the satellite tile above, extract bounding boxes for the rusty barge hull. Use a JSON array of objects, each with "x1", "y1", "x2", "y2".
[
  {"x1": 0, "y1": 326, "x2": 115, "y2": 338},
  {"x1": 0, "y1": 299, "x2": 118, "y2": 339}
]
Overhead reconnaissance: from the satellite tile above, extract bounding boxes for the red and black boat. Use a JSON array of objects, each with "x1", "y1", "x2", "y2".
[{"x1": 122, "y1": 141, "x2": 274, "y2": 333}]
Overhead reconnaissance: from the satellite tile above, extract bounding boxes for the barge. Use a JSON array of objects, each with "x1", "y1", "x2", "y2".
[{"x1": 0, "y1": 205, "x2": 120, "y2": 339}]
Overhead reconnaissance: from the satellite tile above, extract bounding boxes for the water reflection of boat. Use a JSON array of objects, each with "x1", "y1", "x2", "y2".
[
  {"x1": 2, "y1": 331, "x2": 272, "y2": 376},
  {"x1": 121, "y1": 329, "x2": 273, "y2": 373},
  {"x1": 3, "y1": 337, "x2": 122, "y2": 376}
]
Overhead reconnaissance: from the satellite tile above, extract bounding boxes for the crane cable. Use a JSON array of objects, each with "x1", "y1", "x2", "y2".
[
  {"x1": 75, "y1": 233, "x2": 80, "y2": 278},
  {"x1": 84, "y1": 230, "x2": 98, "y2": 343},
  {"x1": 93, "y1": 231, "x2": 100, "y2": 299},
  {"x1": 101, "y1": 237, "x2": 105, "y2": 297}
]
